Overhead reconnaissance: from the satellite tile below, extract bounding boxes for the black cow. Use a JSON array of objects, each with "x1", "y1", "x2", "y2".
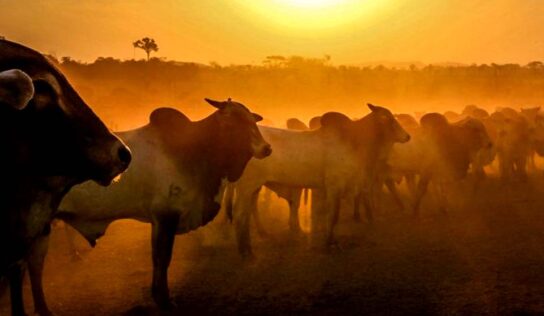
[{"x1": 0, "y1": 40, "x2": 131, "y2": 316}]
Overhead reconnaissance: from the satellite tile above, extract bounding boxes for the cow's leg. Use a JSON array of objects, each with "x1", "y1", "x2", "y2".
[
  {"x1": 499, "y1": 153, "x2": 513, "y2": 182},
  {"x1": 222, "y1": 184, "x2": 235, "y2": 223},
  {"x1": 385, "y1": 178, "x2": 404, "y2": 212},
  {"x1": 360, "y1": 182, "x2": 377, "y2": 223},
  {"x1": 528, "y1": 151, "x2": 536, "y2": 172},
  {"x1": 325, "y1": 189, "x2": 341, "y2": 247},
  {"x1": 288, "y1": 189, "x2": 303, "y2": 233},
  {"x1": 9, "y1": 262, "x2": 26, "y2": 316},
  {"x1": 516, "y1": 156, "x2": 528, "y2": 181},
  {"x1": 353, "y1": 193, "x2": 362, "y2": 222},
  {"x1": 435, "y1": 182, "x2": 448, "y2": 215},
  {"x1": 151, "y1": 213, "x2": 179, "y2": 309},
  {"x1": 234, "y1": 187, "x2": 260, "y2": 258},
  {"x1": 412, "y1": 175, "x2": 430, "y2": 218},
  {"x1": 406, "y1": 174, "x2": 417, "y2": 197},
  {"x1": 28, "y1": 227, "x2": 53, "y2": 316},
  {"x1": 250, "y1": 187, "x2": 268, "y2": 238},
  {"x1": 310, "y1": 188, "x2": 327, "y2": 248}
]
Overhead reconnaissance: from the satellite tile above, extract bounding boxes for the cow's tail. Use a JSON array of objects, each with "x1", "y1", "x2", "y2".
[
  {"x1": 224, "y1": 184, "x2": 235, "y2": 222},
  {"x1": 303, "y1": 188, "x2": 309, "y2": 206}
]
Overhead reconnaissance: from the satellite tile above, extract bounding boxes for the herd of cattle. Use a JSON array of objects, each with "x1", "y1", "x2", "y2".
[{"x1": 1, "y1": 40, "x2": 544, "y2": 316}]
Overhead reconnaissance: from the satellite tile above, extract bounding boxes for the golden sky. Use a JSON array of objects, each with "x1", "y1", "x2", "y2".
[{"x1": 1, "y1": 0, "x2": 543, "y2": 65}]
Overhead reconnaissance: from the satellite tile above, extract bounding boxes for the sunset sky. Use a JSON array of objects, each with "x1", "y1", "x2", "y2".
[{"x1": 1, "y1": 0, "x2": 543, "y2": 65}]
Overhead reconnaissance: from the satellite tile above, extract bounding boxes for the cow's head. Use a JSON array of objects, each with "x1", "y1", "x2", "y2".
[
  {"x1": 205, "y1": 98, "x2": 271, "y2": 181},
  {"x1": 320, "y1": 104, "x2": 410, "y2": 168},
  {"x1": 454, "y1": 118, "x2": 493, "y2": 153},
  {"x1": 365, "y1": 104, "x2": 410, "y2": 144},
  {"x1": 0, "y1": 40, "x2": 131, "y2": 186}
]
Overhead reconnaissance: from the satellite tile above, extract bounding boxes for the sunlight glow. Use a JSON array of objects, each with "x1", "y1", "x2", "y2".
[
  {"x1": 276, "y1": 0, "x2": 348, "y2": 9},
  {"x1": 234, "y1": 0, "x2": 390, "y2": 34}
]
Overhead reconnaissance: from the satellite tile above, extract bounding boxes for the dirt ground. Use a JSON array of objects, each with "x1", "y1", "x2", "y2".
[{"x1": 3, "y1": 174, "x2": 544, "y2": 315}]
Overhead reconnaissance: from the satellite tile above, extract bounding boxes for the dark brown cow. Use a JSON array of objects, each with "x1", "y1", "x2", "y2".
[
  {"x1": 29, "y1": 99, "x2": 271, "y2": 311},
  {"x1": 0, "y1": 40, "x2": 131, "y2": 316}
]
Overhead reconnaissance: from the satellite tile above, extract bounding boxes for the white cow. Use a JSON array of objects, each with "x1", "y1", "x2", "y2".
[{"x1": 28, "y1": 99, "x2": 271, "y2": 311}]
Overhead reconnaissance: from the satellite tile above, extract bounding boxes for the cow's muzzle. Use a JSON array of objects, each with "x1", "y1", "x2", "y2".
[{"x1": 254, "y1": 143, "x2": 272, "y2": 159}]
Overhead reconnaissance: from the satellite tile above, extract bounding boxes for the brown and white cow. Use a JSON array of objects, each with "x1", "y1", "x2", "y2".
[
  {"x1": 226, "y1": 104, "x2": 409, "y2": 256},
  {"x1": 28, "y1": 99, "x2": 270, "y2": 311},
  {"x1": 0, "y1": 40, "x2": 131, "y2": 316}
]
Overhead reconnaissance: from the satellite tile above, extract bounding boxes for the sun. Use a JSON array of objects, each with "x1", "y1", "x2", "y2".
[
  {"x1": 234, "y1": 0, "x2": 390, "y2": 34},
  {"x1": 276, "y1": 0, "x2": 348, "y2": 9}
]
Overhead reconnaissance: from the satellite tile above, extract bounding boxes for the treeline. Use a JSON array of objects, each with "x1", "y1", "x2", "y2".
[{"x1": 51, "y1": 55, "x2": 544, "y2": 129}]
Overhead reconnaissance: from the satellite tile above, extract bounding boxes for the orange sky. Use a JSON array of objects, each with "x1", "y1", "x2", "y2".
[{"x1": 1, "y1": 0, "x2": 543, "y2": 65}]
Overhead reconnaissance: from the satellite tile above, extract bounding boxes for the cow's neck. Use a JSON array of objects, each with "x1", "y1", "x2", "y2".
[{"x1": 181, "y1": 113, "x2": 231, "y2": 186}]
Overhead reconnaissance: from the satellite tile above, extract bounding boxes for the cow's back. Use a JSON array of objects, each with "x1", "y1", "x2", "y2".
[{"x1": 239, "y1": 126, "x2": 355, "y2": 189}]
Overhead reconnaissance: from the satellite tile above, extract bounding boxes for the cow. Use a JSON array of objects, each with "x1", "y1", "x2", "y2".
[
  {"x1": 352, "y1": 113, "x2": 420, "y2": 221},
  {"x1": 462, "y1": 105, "x2": 490, "y2": 121},
  {"x1": 520, "y1": 107, "x2": 544, "y2": 171},
  {"x1": 444, "y1": 111, "x2": 462, "y2": 123},
  {"x1": 27, "y1": 99, "x2": 271, "y2": 311},
  {"x1": 309, "y1": 115, "x2": 322, "y2": 130},
  {"x1": 389, "y1": 113, "x2": 493, "y2": 217},
  {"x1": 488, "y1": 109, "x2": 531, "y2": 181},
  {"x1": 0, "y1": 40, "x2": 131, "y2": 316},
  {"x1": 259, "y1": 118, "x2": 312, "y2": 234},
  {"x1": 226, "y1": 104, "x2": 409, "y2": 257}
]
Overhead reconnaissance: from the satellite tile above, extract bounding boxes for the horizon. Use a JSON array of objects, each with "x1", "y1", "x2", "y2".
[{"x1": 1, "y1": 0, "x2": 543, "y2": 66}]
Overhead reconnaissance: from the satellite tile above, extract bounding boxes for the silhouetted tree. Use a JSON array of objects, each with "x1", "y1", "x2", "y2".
[
  {"x1": 132, "y1": 37, "x2": 159, "y2": 61},
  {"x1": 263, "y1": 55, "x2": 286, "y2": 67},
  {"x1": 527, "y1": 61, "x2": 544, "y2": 70}
]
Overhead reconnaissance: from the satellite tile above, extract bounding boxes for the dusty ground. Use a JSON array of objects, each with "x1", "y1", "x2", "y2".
[{"x1": 3, "y1": 175, "x2": 544, "y2": 315}]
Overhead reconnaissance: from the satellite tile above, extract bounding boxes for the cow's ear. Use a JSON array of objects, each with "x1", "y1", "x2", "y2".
[
  {"x1": 253, "y1": 113, "x2": 263, "y2": 122},
  {"x1": 367, "y1": 103, "x2": 378, "y2": 112},
  {"x1": 320, "y1": 112, "x2": 352, "y2": 135},
  {"x1": 205, "y1": 98, "x2": 226, "y2": 110},
  {"x1": 0, "y1": 69, "x2": 34, "y2": 110},
  {"x1": 149, "y1": 107, "x2": 190, "y2": 128}
]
